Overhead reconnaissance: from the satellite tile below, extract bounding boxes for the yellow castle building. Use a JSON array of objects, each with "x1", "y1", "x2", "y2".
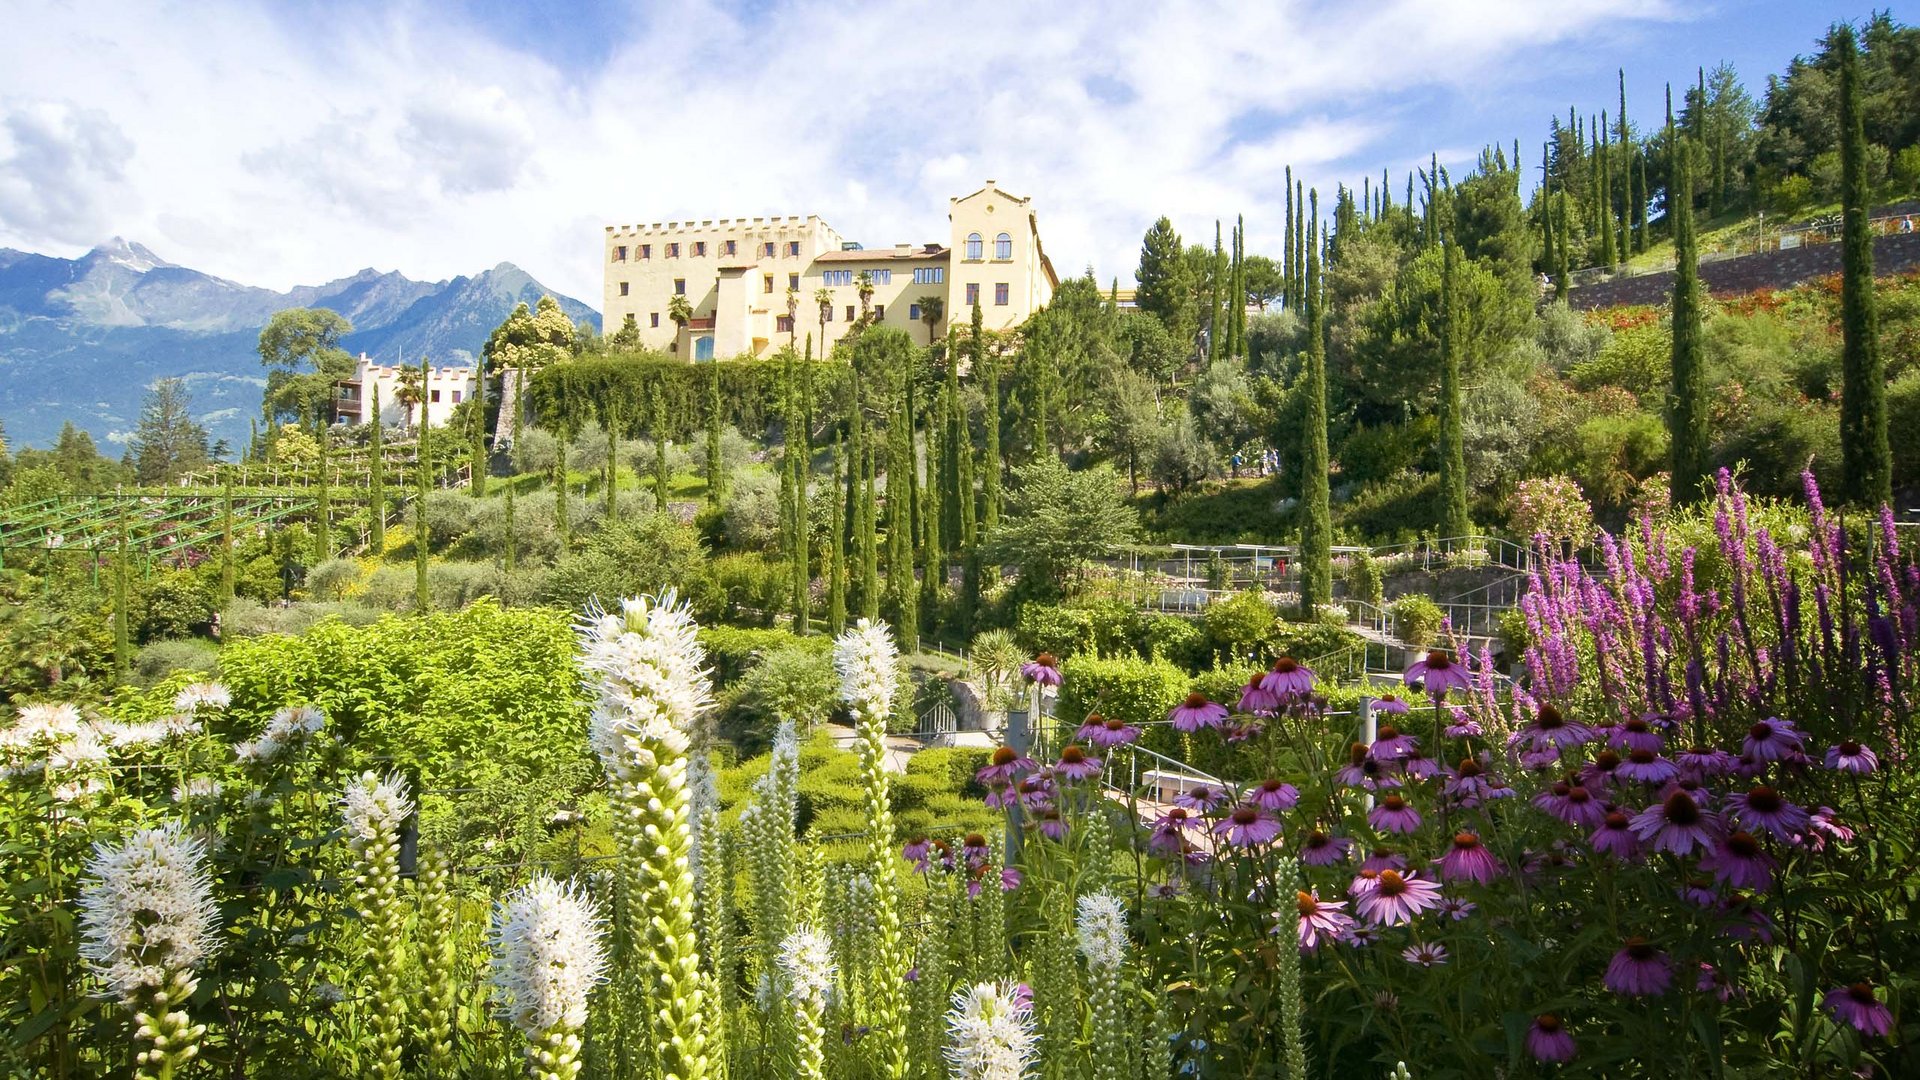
[{"x1": 602, "y1": 181, "x2": 1058, "y2": 360}]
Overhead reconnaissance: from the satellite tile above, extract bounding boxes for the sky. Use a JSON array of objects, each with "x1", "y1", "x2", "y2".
[{"x1": 0, "y1": 0, "x2": 1882, "y2": 310}]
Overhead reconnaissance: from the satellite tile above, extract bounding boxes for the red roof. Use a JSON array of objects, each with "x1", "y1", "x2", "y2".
[{"x1": 813, "y1": 246, "x2": 949, "y2": 263}]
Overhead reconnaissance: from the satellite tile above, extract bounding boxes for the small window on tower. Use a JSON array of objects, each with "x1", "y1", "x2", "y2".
[{"x1": 619, "y1": 282, "x2": 629, "y2": 296}]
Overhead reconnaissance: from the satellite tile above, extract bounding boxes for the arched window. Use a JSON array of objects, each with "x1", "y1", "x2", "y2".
[
  {"x1": 995, "y1": 232, "x2": 1012, "y2": 260},
  {"x1": 966, "y1": 232, "x2": 983, "y2": 260}
]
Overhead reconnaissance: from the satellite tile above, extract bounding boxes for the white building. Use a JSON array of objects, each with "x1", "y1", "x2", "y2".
[{"x1": 333, "y1": 354, "x2": 477, "y2": 430}]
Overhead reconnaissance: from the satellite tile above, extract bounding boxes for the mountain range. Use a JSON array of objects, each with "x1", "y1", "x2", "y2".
[{"x1": 0, "y1": 238, "x2": 599, "y2": 450}]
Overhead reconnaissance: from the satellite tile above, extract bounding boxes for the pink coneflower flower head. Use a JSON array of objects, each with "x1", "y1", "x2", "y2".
[
  {"x1": 1247, "y1": 778, "x2": 1300, "y2": 811},
  {"x1": 1806, "y1": 806, "x2": 1854, "y2": 852},
  {"x1": 1718, "y1": 891, "x2": 1776, "y2": 944},
  {"x1": 1534, "y1": 780, "x2": 1607, "y2": 829},
  {"x1": 1368, "y1": 724, "x2": 1418, "y2": 761},
  {"x1": 1035, "y1": 810, "x2": 1067, "y2": 840},
  {"x1": 1676, "y1": 745, "x2": 1737, "y2": 777},
  {"x1": 1443, "y1": 705, "x2": 1483, "y2": 739},
  {"x1": 1515, "y1": 702, "x2": 1595, "y2": 753},
  {"x1": 1824, "y1": 982, "x2": 1894, "y2": 1037},
  {"x1": 976, "y1": 746, "x2": 1037, "y2": 786},
  {"x1": 1259, "y1": 656, "x2": 1315, "y2": 700},
  {"x1": 1053, "y1": 745, "x2": 1102, "y2": 782},
  {"x1": 1581, "y1": 749, "x2": 1625, "y2": 790},
  {"x1": 1300, "y1": 831, "x2": 1352, "y2": 866},
  {"x1": 1697, "y1": 962, "x2": 1733, "y2": 1002},
  {"x1": 1604, "y1": 937, "x2": 1673, "y2": 996},
  {"x1": 1727, "y1": 785, "x2": 1809, "y2": 841},
  {"x1": 1073, "y1": 712, "x2": 1108, "y2": 742},
  {"x1": 1224, "y1": 721, "x2": 1264, "y2": 743},
  {"x1": 1360, "y1": 848, "x2": 1408, "y2": 873},
  {"x1": 1216, "y1": 804, "x2": 1282, "y2": 847},
  {"x1": 1526, "y1": 1014, "x2": 1577, "y2": 1063},
  {"x1": 1824, "y1": 740, "x2": 1879, "y2": 775},
  {"x1": 1404, "y1": 650, "x2": 1470, "y2": 699},
  {"x1": 999, "y1": 867, "x2": 1022, "y2": 891},
  {"x1": 1021, "y1": 653, "x2": 1063, "y2": 686},
  {"x1": 1400, "y1": 749, "x2": 1441, "y2": 779},
  {"x1": 1444, "y1": 757, "x2": 1496, "y2": 802},
  {"x1": 1337, "y1": 743, "x2": 1402, "y2": 791},
  {"x1": 1612, "y1": 715, "x2": 1666, "y2": 754},
  {"x1": 1294, "y1": 890, "x2": 1355, "y2": 952},
  {"x1": 1373, "y1": 693, "x2": 1410, "y2": 715},
  {"x1": 1353, "y1": 869, "x2": 1443, "y2": 926},
  {"x1": 1629, "y1": 790, "x2": 1723, "y2": 856},
  {"x1": 1435, "y1": 831, "x2": 1501, "y2": 885},
  {"x1": 1085, "y1": 714, "x2": 1140, "y2": 748},
  {"x1": 1402, "y1": 941, "x2": 1449, "y2": 967},
  {"x1": 1701, "y1": 830, "x2": 1774, "y2": 891},
  {"x1": 1174, "y1": 784, "x2": 1228, "y2": 812},
  {"x1": 1617, "y1": 748, "x2": 1679, "y2": 785},
  {"x1": 1148, "y1": 808, "x2": 1200, "y2": 853},
  {"x1": 1742, "y1": 718, "x2": 1803, "y2": 762},
  {"x1": 903, "y1": 836, "x2": 933, "y2": 870},
  {"x1": 1367, "y1": 794, "x2": 1423, "y2": 835},
  {"x1": 961, "y1": 832, "x2": 990, "y2": 866},
  {"x1": 1168, "y1": 692, "x2": 1228, "y2": 733},
  {"x1": 1236, "y1": 676, "x2": 1278, "y2": 715},
  {"x1": 1591, "y1": 809, "x2": 1642, "y2": 861},
  {"x1": 1438, "y1": 896, "x2": 1476, "y2": 920}
]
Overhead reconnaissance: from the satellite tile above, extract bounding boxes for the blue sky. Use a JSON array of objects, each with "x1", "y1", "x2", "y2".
[{"x1": 0, "y1": 1, "x2": 1885, "y2": 306}]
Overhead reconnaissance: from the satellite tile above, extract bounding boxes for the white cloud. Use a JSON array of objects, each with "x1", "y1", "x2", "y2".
[{"x1": 0, "y1": 0, "x2": 1687, "y2": 306}]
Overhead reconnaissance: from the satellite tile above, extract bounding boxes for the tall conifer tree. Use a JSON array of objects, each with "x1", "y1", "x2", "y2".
[
  {"x1": 787, "y1": 368, "x2": 809, "y2": 634},
  {"x1": 315, "y1": 423, "x2": 331, "y2": 562},
  {"x1": 706, "y1": 363, "x2": 726, "y2": 506},
  {"x1": 861, "y1": 425, "x2": 880, "y2": 621},
  {"x1": 1298, "y1": 193, "x2": 1333, "y2": 613},
  {"x1": 368, "y1": 385, "x2": 386, "y2": 551},
  {"x1": 976, "y1": 304, "x2": 1001, "y2": 529},
  {"x1": 828, "y1": 433, "x2": 847, "y2": 633},
  {"x1": 414, "y1": 358, "x2": 431, "y2": 613},
  {"x1": 1667, "y1": 97, "x2": 1709, "y2": 503},
  {"x1": 1283, "y1": 170, "x2": 1296, "y2": 310},
  {"x1": 1835, "y1": 22, "x2": 1892, "y2": 506},
  {"x1": 469, "y1": 374, "x2": 487, "y2": 498},
  {"x1": 1439, "y1": 228, "x2": 1470, "y2": 537},
  {"x1": 1209, "y1": 222, "x2": 1225, "y2": 363}
]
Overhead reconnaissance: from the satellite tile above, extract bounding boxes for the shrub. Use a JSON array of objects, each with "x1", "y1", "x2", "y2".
[
  {"x1": 1138, "y1": 614, "x2": 1206, "y2": 668},
  {"x1": 719, "y1": 469, "x2": 782, "y2": 551},
  {"x1": 130, "y1": 637, "x2": 218, "y2": 686},
  {"x1": 422, "y1": 489, "x2": 476, "y2": 547},
  {"x1": 904, "y1": 746, "x2": 991, "y2": 798},
  {"x1": 1055, "y1": 653, "x2": 1188, "y2": 741},
  {"x1": 706, "y1": 552, "x2": 789, "y2": 626},
  {"x1": 1389, "y1": 594, "x2": 1444, "y2": 647},
  {"x1": 304, "y1": 557, "x2": 364, "y2": 601},
  {"x1": 1345, "y1": 550, "x2": 1385, "y2": 606},
  {"x1": 220, "y1": 597, "x2": 381, "y2": 637},
  {"x1": 728, "y1": 644, "x2": 839, "y2": 751},
  {"x1": 1014, "y1": 601, "x2": 1099, "y2": 659},
  {"x1": 1508, "y1": 474, "x2": 1596, "y2": 546},
  {"x1": 700, "y1": 625, "x2": 821, "y2": 684},
  {"x1": 135, "y1": 571, "x2": 215, "y2": 643},
  {"x1": 1204, "y1": 590, "x2": 1276, "y2": 662},
  {"x1": 541, "y1": 512, "x2": 709, "y2": 612}
]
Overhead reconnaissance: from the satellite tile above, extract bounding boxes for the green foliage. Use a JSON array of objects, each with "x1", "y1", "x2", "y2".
[
  {"x1": 1055, "y1": 653, "x2": 1189, "y2": 739},
  {"x1": 982, "y1": 456, "x2": 1137, "y2": 598},
  {"x1": 1204, "y1": 590, "x2": 1277, "y2": 661},
  {"x1": 483, "y1": 296, "x2": 577, "y2": 374},
  {"x1": 134, "y1": 570, "x2": 215, "y2": 642},
  {"x1": 1388, "y1": 593, "x2": 1444, "y2": 646},
  {"x1": 257, "y1": 307, "x2": 354, "y2": 425},
  {"x1": 541, "y1": 512, "x2": 708, "y2": 612}
]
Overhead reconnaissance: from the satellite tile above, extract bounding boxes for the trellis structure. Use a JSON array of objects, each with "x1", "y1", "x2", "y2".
[{"x1": 0, "y1": 489, "x2": 329, "y2": 568}]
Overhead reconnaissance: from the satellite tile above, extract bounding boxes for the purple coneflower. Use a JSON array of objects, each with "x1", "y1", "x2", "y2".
[
  {"x1": 1513, "y1": 703, "x2": 1594, "y2": 753},
  {"x1": 1701, "y1": 831, "x2": 1774, "y2": 891},
  {"x1": 1373, "y1": 693, "x2": 1410, "y2": 715},
  {"x1": 1236, "y1": 676, "x2": 1277, "y2": 716},
  {"x1": 1400, "y1": 750, "x2": 1441, "y2": 780},
  {"x1": 1611, "y1": 715, "x2": 1666, "y2": 754},
  {"x1": 1021, "y1": 653, "x2": 1062, "y2": 686},
  {"x1": 1053, "y1": 745, "x2": 1102, "y2": 782},
  {"x1": 1259, "y1": 656, "x2": 1315, "y2": 700},
  {"x1": 1148, "y1": 809, "x2": 1198, "y2": 853},
  {"x1": 1676, "y1": 745, "x2": 1737, "y2": 777},
  {"x1": 903, "y1": 836, "x2": 932, "y2": 870},
  {"x1": 1073, "y1": 712, "x2": 1109, "y2": 742},
  {"x1": 1824, "y1": 982, "x2": 1894, "y2": 1037},
  {"x1": 1581, "y1": 750, "x2": 1625, "y2": 790},
  {"x1": 1342, "y1": 924, "x2": 1381, "y2": 947},
  {"x1": 1718, "y1": 891, "x2": 1776, "y2": 944},
  {"x1": 1805, "y1": 806, "x2": 1854, "y2": 852},
  {"x1": 1353, "y1": 870, "x2": 1443, "y2": 926},
  {"x1": 1437, "y1": 896, "x2": 1476, "y2": 920},
  {"x1": 976, "y1": 746, "x2": 1037, "y2": 786},
  {"x1": 1034, "y1": 810, "x2": 1068, "y2": 840},
  {"x1": 1216, "y1": 804, "x2": 1282, "y2": 847},
  {"x1": 1404, "y1": 650, "x2": 1471, "y2": 699},
  {"x1": 1616, "y1": 748, "x2": 1679, "y2": 785},
  {"x1": 1294, "y1": 890, "x2": 1354, "y2": 952},
  {"x1": 1245, "y1": 778, "x2": 1300, "y2": 811},
  {"x1": 1086, "y1": 715, "x2": 1140, "y2": 748},
  {"x1": 1742, "y1": 718, "x2": 1803, "y2": 762},
  {"x1": 1444, "y1": 757, "x2": 1496, "y2": 802},
  {"x1": 1533, "y1": 781, "x2": 1607, "y2": 829},
  {"x1": 1435, "y1": 831, "x2": 1501, "y2": 885},
  {"x1": 1726, "y1": 785, "x2": 1809, "y2": 840},
  {"x1": 1174, "y1": 784, "x2": 1228, "y2": 812},
  {"x1": 1224, "y1": 721, "x2": 1264, "y2": 743},
  {"x1": 1360, "y1": 848, "x2": 1408, "y2": 873},
  {"x1": 1168, "y1": 693, "x2": 1228, "y2": 733},
  {"x1": 1368, "y1": 724, "x2": 1418, "y2": 761},
  {"x1": 1591, "y1": 810, "x2": 1642, "y2": 861},
  {"x1": 1299, "y1": 831, "x2": 1352, "y2": 866},
  {"x1": 1443, "y1": 712, "x2": 1484, "y2": 739},
  {"x1": 1000, "y1": 867, "x2": 1022, "y2": 891},
  {"x1": 1823, "y1": 740, "x2": 1879, "y2": 775},
  {"x1": 1697, "y1": 962, "x2": 1732, "y2": 1002},
  {"x1": 1336, "y1": 744, "x2": 1401, "y2": 791},
  {"x1": 1367, "y1": 794, "x2": 1422, "y2": 835},
  {"x1": 1526, "y1": 1014, "x2": 1576, "y2": 1064},
  {"x1": 1402, "y1": 941, "x2": 1449, "y2": 967},
  {"x1": 1603, "y1": 937, "x2": 1672, "y2": 996},
  {"x1": 1629, "y1": 790, "x2": 1723, "y2": 856},
  {"x1": 961, "y1": 833, "x2": 990, "y2": 866}
]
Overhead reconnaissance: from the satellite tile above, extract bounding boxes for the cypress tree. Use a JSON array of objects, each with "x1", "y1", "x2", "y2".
[
  {"x1": 706, "y1": 363, "x2": 726, "y2": 506},
  {"x1": 1635, "y1": 153, "x2": 1651, "y2": 253},
  {"x1": 1283, "y1": 171, "x2": 1295, "y2": 310},
  {"x1": 1298, "y1": 193, "x2": 1333, "y2": 614},
  {"x1": 828, "y1": 433, "x2": 847, "y2": 633},
  {"x1": 976, "y1": 304, "x2": 1001, "y2": 529},
  {"x1": 315, "y1": 423, "x2": 331, "y2": 562},
  {"x1": 1596, "y1": 115, "x2": 1616, "y2": 270},
  {"x1": 1836, "y1": 22, "x2": 1892, "y2": 506},
  {"x1": 860, "y1": 427, "x2": 880, "y2": 621},
  {"x1": 1555, "y1": 192, "x2": 1571, "y2": 301},
  {"x1": 651, "y1": 388, "x2": 671, "y2": 511},
  {"x1": 604, "y1": 404, "x2": 618, "y2": 521},
  {"x1": 1668, "y1": 98, "x2": 1710, "y2": 504},
  {"x1": 220, "y1": 478, "x2": 236, "y2": 601},
  {"x1": 1297, "y1": 179, "x2": 1308, "y2": 302},
  {"x1": 1209, "y1": 221, "x2": 1225, "y2": 362},
  {"x1": 1439, "y1": 233, "x2": 1471, "y2": 537},
  {"x1": 503, "y1": 471, "x2": 516, "y2": 573},
  {"x1": 1231, "y1": 214, "x2": 1247, "y2": 358},
  {"x1": 414, "y1": 359, "x2": 431, "y2": 613},
  {"x1": 1617, "y1": 71, "x2": 1633, "y2": 265},
  {"x1": 919, "y1": 383, "x2": 943, "y2": 640},
  {"x1": 1540, "y1": 141, "x2": 1557, "y2": 275},
  {"x1": 554, "y1": 430, "x2": 570, "y2": 552},
  {"x1": 886, "y1": 382, "x2": 918, "y2": 651},
  {"x1": 787, "y1": 369, "x2": 809, "y2": 635},
  {"x1": 469, "y1": 373, "x2": 487, "y2": 498},
  {"x1": 369, "y1": 385, "x2": 386, "y2": 551}
]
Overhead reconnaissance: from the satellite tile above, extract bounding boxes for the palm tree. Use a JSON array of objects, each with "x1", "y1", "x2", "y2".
[
  {"x1": 785, "y1": 287, "x2": 801, "y2": 349},
  {"x1": 856, "y1": 271, "x2": 875, "y2": 322},
  {"x1": 815, "y1": 287, "x2": 833, "y2": 354},
  {"x1": 918, "y1": 294, "x2": 945, "y2": 346},
  {"x1": 395, "y1": 363, "x2": 424, "y2": 431},
  {"x1": 667, "y1": 294, "x2": 693, "y2": 357}
]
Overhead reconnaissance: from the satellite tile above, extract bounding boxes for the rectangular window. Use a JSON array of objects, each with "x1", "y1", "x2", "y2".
[
  {"x1": 640, "y1": 244, "x2": 652, "y2": 259},
  {"x1": 788, "y1": 273, "x2": 800, "y2": 290},
  {"x1": 995, "y1": 283, "x2": 1009, "y2": 305},
  {"x1": 913, "y1": 267, "x2": 945, "y2": 284},
  {"x1": 871, "y1": 269, "x2": 892, "y2": 284},
  {"x1": 823, "y1": 269, "x2": 856, "y2": 286},
  {"x1": 965, "y1": 282, "x2": 980, "y2": 306},
  {"x1": 667, "y1": 242, "x2": 680, "y2": 257},
  {"x1": 825, "y1": 306, "x2": 834, "y2": 322},
  {"x1": 430, "y1": 389, "x2": 441, "y2": 403},
  {"x1": 764, "y1": 274, "x2": 775, "y2": 293},
  {"x1": 693, "y1": 241, "x2": 708, "y2": 257},
  {"x1": 846, "y1": 305, "x2": 855, "y2": 321},
  {"x1": 786, "y1": 241, "x2": 801, "y2": 256},
  {"x1": 452, "y1": 390, "x2": 463, "y2": 404},
  {"x1": 613, "y1": 245, "x2": 627, "y2": 261},
  {"x1": 762, "y1": 242, "x2": 776, "y2": 257},
  {"x1": 674, "y1": 278, "x2": 686, "y2": 295},
  {"x1": 619, "y1": 282, "x2": 630, "y2": 296},
  {"x1": 874, "y1": 304, "x2": 885, "y2": 320},
  {"x1": 651, "y1": 313, "x2": 661, "y2": 327},
  {"x1": 776, "y1": 315, "x2": 794, "y2": 332},
  {"x1": 724, "y1": 240, "x2": 737, "y2": 256},
  {"x1": 909, "y1": 303, "x2": 922, "y2": 320}
]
